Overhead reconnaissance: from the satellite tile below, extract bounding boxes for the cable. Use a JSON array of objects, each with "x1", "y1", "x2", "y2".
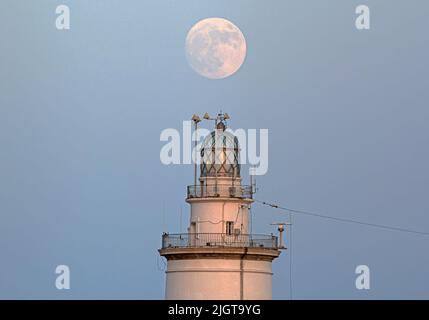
[
  {"x1": 255, "y1": 199, "x2": 429, "y2": 236},
  {"x1": 289, "y1": 211, "x2": 293, "y2": 300},
  {"x1": 234, "y1": 205, "x2": 241, "y2": 224},
  {"x1": 198, "y1": 219, "x2": 223, "y2": 224}
]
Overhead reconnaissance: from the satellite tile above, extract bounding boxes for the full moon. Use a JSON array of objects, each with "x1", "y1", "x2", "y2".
[{"x1": 185, "y1": 17, "x2": 247, "y2": 79}]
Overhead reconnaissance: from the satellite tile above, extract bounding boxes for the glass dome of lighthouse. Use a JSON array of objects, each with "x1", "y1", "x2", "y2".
[{"x1": 200, "y1": 120, "x2": 241, "y2": 178}]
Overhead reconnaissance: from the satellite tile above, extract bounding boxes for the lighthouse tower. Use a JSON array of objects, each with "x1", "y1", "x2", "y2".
[{"x1": 159, "y1": 113, "x2": 281, "y2": 300}]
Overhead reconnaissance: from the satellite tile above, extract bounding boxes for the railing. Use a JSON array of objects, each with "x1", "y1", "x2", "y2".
[
  {"x1": 162, "y1": 233, "x2": 278, "y2": 249},
  {"x1": 187, "y1": 185, "x2": 253, "y2": 199}
]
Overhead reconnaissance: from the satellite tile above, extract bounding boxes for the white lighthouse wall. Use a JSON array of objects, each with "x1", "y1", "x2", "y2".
[
  {"x1": 165, "y1": 258, "x2": 273, "y2": 300},
  {"x1": 189, "y1": 200, "x2": 250, "y2": 234}
]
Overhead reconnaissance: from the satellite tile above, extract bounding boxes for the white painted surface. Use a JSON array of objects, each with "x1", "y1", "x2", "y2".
[{"x1": 165, "y1": 258, "x2": 273, "y2": 300}]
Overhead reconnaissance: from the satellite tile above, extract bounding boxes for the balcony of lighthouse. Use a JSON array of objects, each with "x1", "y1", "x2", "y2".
[
  {"x1": 186, "y1": 184, "x2": 253, "y2": 200},
  {"x1": 161, "y1": 233, "x2": 278, "y2": 250}
]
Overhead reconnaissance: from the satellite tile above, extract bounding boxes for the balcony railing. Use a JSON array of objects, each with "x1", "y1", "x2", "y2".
[
  {"x1": 187, "y1": 185, "x2": 253, "y2": 199},
  {"x1": 161, "y1": 233, "x2": 278, "y2": 249}
]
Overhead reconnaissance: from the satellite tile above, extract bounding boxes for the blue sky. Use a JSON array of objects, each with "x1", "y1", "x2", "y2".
[{"x1": 0, "y1": 1, "x2": 428, "y2": 299}]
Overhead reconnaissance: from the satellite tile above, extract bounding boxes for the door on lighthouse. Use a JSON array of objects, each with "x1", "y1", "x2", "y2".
[
  {"x1": 225, "y1": 221, "x2": 235, "y2": 246},
  {"x1": 189, "y1": 221, "x2": 197, "y2": 246},
  {"x1": 226, "y1": 221, "x2": 234, "y2": 235}
]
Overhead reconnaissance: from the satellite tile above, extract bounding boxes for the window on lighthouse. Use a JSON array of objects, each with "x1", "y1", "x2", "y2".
[{"x1": 226, "y1": 221, "x2": 234, "y2": 235}]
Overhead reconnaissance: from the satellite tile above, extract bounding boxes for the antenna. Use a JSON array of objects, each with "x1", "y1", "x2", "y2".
[
  {"x1": 179, "y1": 205, "x2": 183, "y2": 234},
  {"x1": 270, "y1": 222, "x2": 291, "y2": 249},
  {"x1": 191, "y1": 114, "x2": 201, "y2": 189},
  {"x1": 249, "y1": 166, "x2": 256, "y2": 197}
]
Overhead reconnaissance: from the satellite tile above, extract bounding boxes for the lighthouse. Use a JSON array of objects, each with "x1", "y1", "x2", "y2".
[{"x1": 159, "y1": 112, "x2": 281, "y2": 300}]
